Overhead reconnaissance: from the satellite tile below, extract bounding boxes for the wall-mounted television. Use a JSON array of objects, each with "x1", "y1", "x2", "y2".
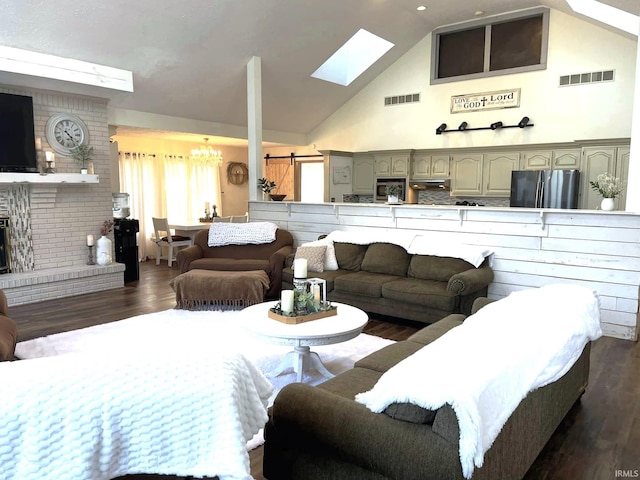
[{"x1": 0, "y1": 93, "x2": 38, "y2": 173}]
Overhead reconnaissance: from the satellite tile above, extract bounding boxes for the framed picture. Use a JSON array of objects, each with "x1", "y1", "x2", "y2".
[{"x1": 333, "y1": 166, "x2": 351, "y2": 184}]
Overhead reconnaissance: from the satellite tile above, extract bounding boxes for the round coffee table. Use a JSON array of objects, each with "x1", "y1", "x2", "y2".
[{"x1": 239, "y1": 301, "x2": 368, "y2": 382}]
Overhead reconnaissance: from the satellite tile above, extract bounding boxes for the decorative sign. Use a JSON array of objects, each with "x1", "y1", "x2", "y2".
[
  {"x1": 450, "y1": 88, "x2": 521, "y2": 114},
  {"x1": 333, "y1": 166, "x2": 351, "y2": 184}
]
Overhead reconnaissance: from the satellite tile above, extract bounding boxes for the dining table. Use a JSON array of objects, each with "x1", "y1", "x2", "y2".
[{"x1": 169, "y1": 222, "x2": 211, "y2": 242}]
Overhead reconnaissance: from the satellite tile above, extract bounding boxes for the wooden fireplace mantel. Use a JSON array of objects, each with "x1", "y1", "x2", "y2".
[{"x1": 0, "y1": 173, "x2": 99, "y2": 184}]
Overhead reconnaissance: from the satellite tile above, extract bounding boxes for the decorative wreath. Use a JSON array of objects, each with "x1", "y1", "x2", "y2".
[{"x1": 227, "y1": 162, "x2": 249, "y2": 185}]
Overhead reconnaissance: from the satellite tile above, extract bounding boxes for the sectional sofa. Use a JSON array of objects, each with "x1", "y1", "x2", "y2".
[{"x1": 264, "y1": 290, "x2": 598, "y2": 480}]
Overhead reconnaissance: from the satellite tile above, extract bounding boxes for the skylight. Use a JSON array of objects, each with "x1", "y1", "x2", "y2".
[
  {"x1": 311, "y1": 29, "x2": 394, "y2": 86},
  {"x1": 566, "y1": 0, "x2": 639, "y2": 36}
]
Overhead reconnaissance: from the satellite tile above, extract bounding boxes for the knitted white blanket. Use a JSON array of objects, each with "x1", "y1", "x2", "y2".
[
  {"x1": 0, "y1": 347, "x2": 272, "y2": 480},
  {"x1": 326, "y1": 230, "x2": 492, "y2": 267},
  {"x1": 355, "y1": 284, "x2": 602, "y2": 479},
  {"x1": 208, "y1": 221, "x2": 277, "y2": 247}
]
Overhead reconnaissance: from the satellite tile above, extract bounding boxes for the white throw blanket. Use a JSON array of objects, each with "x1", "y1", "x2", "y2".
[
  {"x1": 325, "y1": 230, "x2": 493, "y2": 267},
  {"x1": 1, "y1": 346, "x2": 272, "y2": 480},
  {"x1": 355, "y1": 284, "x2": 602, "y2": 479},
  {"x1": 208, "y1": 221, "x2": 277, "y2": 246}
]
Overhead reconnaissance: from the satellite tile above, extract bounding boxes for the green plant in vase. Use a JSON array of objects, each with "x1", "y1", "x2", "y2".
[
  {"x1": 71, "y1": 144, "x2": 94, "y2": 173},
  {"x1": 385, "y1": 184, "x2": 402, "y2": 202}
]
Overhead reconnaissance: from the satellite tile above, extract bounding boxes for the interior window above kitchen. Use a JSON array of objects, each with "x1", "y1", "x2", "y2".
[{"x1": 431, "y1": 7, "x2": 549, "y2": 84}]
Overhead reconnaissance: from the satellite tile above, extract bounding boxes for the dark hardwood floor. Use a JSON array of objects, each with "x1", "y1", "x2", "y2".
[{"x1": 9, "y1": 261, "x2": 640, "y2": 480}]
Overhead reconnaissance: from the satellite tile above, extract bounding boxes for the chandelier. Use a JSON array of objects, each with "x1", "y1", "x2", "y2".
[{"x1": 191, "y1": 138, "x2": 223, "y2": 167}]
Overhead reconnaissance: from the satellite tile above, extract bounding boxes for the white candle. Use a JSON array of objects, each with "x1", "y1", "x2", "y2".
[
  {"x1": 281, "y1": 290, "x2": 294, "y2": 314},
  {"x1": 87, "y1": 234, "x2": 94, "y2": 246},
  {"x1": 293, "y1": 258, "x2": 307, "y2": 278},
  {"x1": 45, "y1": 151, "x2": 54, "y2": 162},
  {"x1": 205, "y1": 201, "x2": 210, "y2": 213},
  {"x1": 313, "y1": 284, "x2": 320, "y2": 302}
]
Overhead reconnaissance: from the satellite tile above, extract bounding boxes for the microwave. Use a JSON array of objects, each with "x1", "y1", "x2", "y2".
[{"x1": 375, "y1": 178, "x2": 406, "y2": 202}]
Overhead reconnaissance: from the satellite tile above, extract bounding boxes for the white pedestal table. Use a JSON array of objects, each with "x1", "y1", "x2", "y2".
[{"x1": 239, "y1": 301, "x2": 368, "y2": 382}]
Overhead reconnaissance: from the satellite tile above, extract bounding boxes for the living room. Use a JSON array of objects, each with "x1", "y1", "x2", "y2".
[{"x1": 1, "y1": 1, "x2": 639, "y2": 479}]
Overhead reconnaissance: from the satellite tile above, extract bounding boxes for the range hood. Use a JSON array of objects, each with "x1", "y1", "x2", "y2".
[{"x1": 409, "y1": 179, "x2": 450, "y2": 191}]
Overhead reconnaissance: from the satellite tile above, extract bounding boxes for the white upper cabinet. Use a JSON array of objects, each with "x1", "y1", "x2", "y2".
[
  {"x1": 353, "y1": 154, "x2": 374, "y2": 194},
  {"x1": 451, "y1": 154, "x2": 483, "y2": 196}
]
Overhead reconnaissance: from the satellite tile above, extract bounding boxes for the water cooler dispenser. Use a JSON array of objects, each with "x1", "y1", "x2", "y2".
[{"x1": 112, "y1": 192, "x2": 138, "y2": 282}]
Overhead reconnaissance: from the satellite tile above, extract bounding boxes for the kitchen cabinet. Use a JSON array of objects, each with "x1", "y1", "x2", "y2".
[
  {"x1": 375, "y1": 154, "x2": 409, "y2": 177},
  {"x1": 352, "y1": 154, "x2": 374, "y2": 194},
  {"x1": 552, "y1": 149, "x2": 580, "y2": 170},
  {"x1": 410, "y1": 154, "x2": 449, "y2": 179},
  {"x1": 483, "y1": 152, "x2": 520, "y2": 196},
  {"x1": 520, "y1": 149, "x2": 580, "y2": 170},
  {"x1": 580, "y1": 146, "x2": 628, "y2": 210},
  {"x1": 451, "y1": 154, "x2": 483, "y2": 196},
  {"x1": 521, "y1": 150, "x2": 551, "y2": 170}
]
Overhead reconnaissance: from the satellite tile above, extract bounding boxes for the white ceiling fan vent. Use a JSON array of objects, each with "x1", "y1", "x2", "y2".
[
  {"x1": 384, "y1": 93, "x2": 420, "y2": 106},
  {"x1": 559, "y1": 70, "x2": 615, "y2": 86}
]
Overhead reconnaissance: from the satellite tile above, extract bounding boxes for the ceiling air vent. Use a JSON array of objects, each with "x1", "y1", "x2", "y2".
[
  {"x1": 559, "y1": 70, "x2": 614, "y2": 86},
  {"x1": 384, "y1": 93, "x2": 420, "y2": 106}
]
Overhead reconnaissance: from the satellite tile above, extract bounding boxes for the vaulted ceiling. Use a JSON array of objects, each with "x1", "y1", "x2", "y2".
[{"x1": 0, "y1": 0, "x2": 637, "y2": 146}]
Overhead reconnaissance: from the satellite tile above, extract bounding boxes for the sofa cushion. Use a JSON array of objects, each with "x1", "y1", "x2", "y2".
[
  {"x1": 408, "y1": 255, "x2": 475, "y2": 283},
  {"x1": 302, "y1": 238, "x2": 339, "y2": 270},
  {"x1": 384, "y1": 403, "x2": 437, "y2": 425},
  {"x1": 361, "y1": 243, "x2": 411, "y2": 276},
  {"x1": 333, "y1": 271, "x2": 403, "y2": 298},
  {"x1": 318, "y1": 367, "x2": 382, "y2": 399},
  {"x1": 407, "y1": 314, "x2": 466, "y2": 345},
  {"x1": 334, "y1": 242, "x2": 368, "y2": 271},
  {"x1": 381, "y1": 278, "x2": 458, "y2": 312},
  {"x1": 355, "y1": 341, "x2": 425, "y2": 372},
  {"x1": 294, "y1": 245, "x2": 326, "y2": 273},
  {"x1": 282, "y1": 268, "x2": 349, "y2": 292}
]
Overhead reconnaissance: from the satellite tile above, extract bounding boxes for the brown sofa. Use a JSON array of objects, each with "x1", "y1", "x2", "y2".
[
  {"x1": 176, "y1": 228, "x2": 294, "y2": 299},
  {"x1": 283, "y1": 240, "x2": 493, "y2": 324},
  {"x1": 263, "y1": 298, "x2": 592, "y2": 480},
  {"x1": 0, "y1": 289, "x2": 17, "y2": 361}
]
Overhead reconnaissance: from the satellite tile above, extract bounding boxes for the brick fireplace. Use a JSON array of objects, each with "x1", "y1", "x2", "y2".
[{"x1": 0, "y1": 86, "x2": 126, "y2": 306}]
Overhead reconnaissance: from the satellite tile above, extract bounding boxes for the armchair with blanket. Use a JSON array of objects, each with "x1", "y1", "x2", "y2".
[{"x1": 176, "y1": 223, "x2": 294, "y2": 299}]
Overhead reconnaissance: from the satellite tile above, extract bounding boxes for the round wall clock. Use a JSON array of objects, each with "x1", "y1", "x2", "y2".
[
  {"x1": 227, "y1": 162, "x2": 249, "y2": 185},
  {"x1": 45, "y1": 113, "x2": 90, "y2": 156}
]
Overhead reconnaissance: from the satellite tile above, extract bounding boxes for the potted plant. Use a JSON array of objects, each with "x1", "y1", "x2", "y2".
[
  {"x1": 590, "y1": 172, "x2": 623, "y2": 211},
  {"x1": 258, "y1": 177, "x2": 278, "y2": 201},
  {"x1": 385, "y1": 184, "x2": 402, "y2": 203},
  {"x1": 71, "y1": 144, "x2": 94, "y2": 174}
]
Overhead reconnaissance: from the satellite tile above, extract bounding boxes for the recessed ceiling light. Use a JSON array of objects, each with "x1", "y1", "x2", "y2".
[
  {"x1": 475, "y1": 11, "x2": 485, "y2": 16},
  {"x1": 417, "y1": 6, "x2": 426, "y2": 11},
  {"x1": 566, "y1": 0, "x2": 638, "y2": 36},
  {"x1": 311, "y1": 29, "x2": 394, "y2": 86}
]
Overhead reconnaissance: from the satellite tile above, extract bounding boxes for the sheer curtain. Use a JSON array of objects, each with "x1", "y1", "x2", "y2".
[{"x1": 119, "y1": 152, "x2": 222, "y2": 261}]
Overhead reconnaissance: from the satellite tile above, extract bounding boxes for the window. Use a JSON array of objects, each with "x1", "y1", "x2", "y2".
[{"x1": 431, "y1": 7, "x2": 549, "y2": 84}]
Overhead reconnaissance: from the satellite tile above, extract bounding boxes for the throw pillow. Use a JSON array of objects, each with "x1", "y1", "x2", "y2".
[
  {"x1": 301, "y1": 238, "x2": 339, "y2": 270},
  {"x1": 295, "y1": 245, "x2": 327, "y2": 273}
]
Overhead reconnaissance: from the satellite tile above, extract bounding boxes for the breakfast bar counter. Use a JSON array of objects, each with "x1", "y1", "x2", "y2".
[{"x1": 249, "y1": 200, "x2": 640, "y2": 341}]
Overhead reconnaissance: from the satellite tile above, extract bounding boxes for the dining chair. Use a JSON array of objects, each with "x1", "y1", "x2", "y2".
[
  {"x1": 151, "y1": 217, "x2": 193, "y2": 267},
  {"x1": 230, "y1": 213, "x2": 249, "y2": 223}
]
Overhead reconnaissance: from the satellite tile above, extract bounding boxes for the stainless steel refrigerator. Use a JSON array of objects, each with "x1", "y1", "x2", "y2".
[{"x1": 510, "y1": 170, "x2": 580, "y2": 208}]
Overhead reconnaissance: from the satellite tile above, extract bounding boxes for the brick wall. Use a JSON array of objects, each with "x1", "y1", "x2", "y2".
[{"x1": 0, "y1": 85, "x2": 124, "y2": 305}]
